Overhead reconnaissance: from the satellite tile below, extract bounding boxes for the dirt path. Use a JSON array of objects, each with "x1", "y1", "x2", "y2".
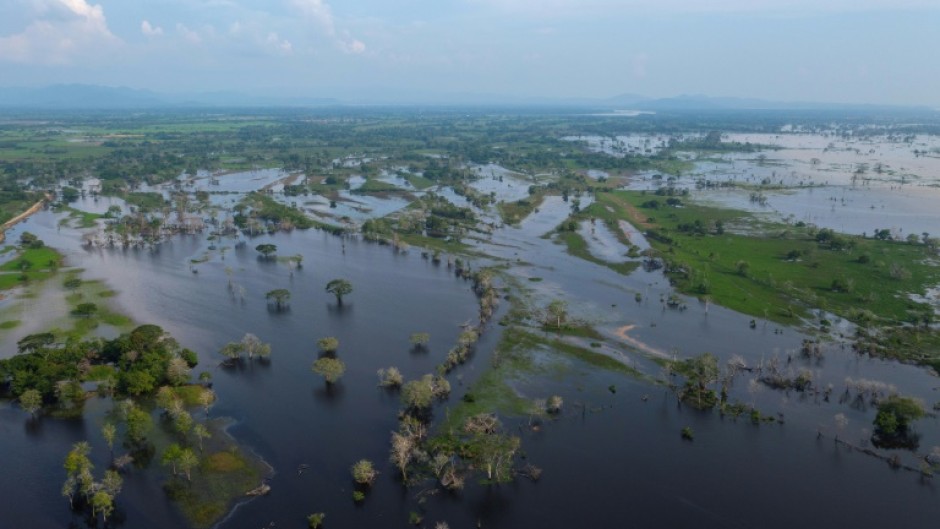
[{"x1": 0, "y1": 195, "x2": 50, "y2": 244}]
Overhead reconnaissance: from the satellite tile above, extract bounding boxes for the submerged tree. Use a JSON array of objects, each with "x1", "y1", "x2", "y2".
[
  {"x1": 873, "y1": 395, "x2": 925, "y2": 448},
  {"x1": 317, "y1": 337, "x2": 339, "y2": 353},
  {"x1": 325, "y1": 279, "x2": 353, "y2": 304},
  {"x1": 312, "y1": 357, "x2": 346, "y2": 384},
  {"x1": 545, "y1": 300, "x2": 568, "y2": 329},
  {"x1": 266, "y1": 289, "x2": 291, "y2": 309},
  {"x1": 241, "y1": 333, "x2": 272, "y2": 360},
  {"x1": 351, "y1": 459, "x2": 377, "y2": 486},
  {"x1": 19, "y1": 388, "x2": 42, "y2": 418},
  {"x1": 255, "y1": 243, "x2": 278, "y2": 258}
]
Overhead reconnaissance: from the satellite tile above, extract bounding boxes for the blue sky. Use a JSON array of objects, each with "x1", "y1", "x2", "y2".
[{"x1": 0, "y1": 0, "x2": 938, "y2": 104}]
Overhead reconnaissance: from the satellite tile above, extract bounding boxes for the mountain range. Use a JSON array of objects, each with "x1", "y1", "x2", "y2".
[{"x1": 0, "y1": 84, "x2": 932, "y2": 112}]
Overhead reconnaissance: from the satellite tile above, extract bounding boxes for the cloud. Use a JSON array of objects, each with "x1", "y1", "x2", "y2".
[
  {"x1": 266, "y1": 32, "x2": 293, "y2": 54},
  {"x1": 176, "y1": 23, "x2": 202, "y2": 44},
  {"x1": 0, "y1": 0, "x2": 118, "y2": 64},
  {"x1": 141, "y1": 20, "x2": 164, "y2": 37},
  {"x1": 290, "y1": 0, "x2": 366, "y2": 54},
  {"x1": 291, "y1": 0, "x2": 336, "y2": 34}
]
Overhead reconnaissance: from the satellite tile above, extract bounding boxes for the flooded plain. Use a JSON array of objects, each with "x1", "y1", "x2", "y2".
[{"x1": 2, "y1": 130, "x2": 940, "y2": 528}]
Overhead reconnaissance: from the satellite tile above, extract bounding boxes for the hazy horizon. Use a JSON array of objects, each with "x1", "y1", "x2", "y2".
[{"x1": 1, "y1": 1, "x2": 939, "y2": 106}]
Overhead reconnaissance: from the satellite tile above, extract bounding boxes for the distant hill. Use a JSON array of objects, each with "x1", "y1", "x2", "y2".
[{"x1": 0, "y1": 84, "x2": 931, "y2": 112}]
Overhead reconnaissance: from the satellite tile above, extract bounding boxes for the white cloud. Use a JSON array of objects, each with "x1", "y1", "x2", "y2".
[
  {"x1": 141, "y1": 20, "x2": 164, "y2": 37},
  {"x1": 290, "y1": 0, "x2": 366, "y2": 54},
  {"x1": 176, "y1": 23, "x2": 202, "y2": 44},
  {"x1": 339, "y1": 38, "x2": 366, "y2": 54},
  {"x1": 291, "y1": 0, "x2": 336, "y2": 35},
  {"x1": 266, "y1": 32, "x2": 293, "y2": 54},
  {"x1": 0, "y1": 0, "x2": 118, "y2": 64}
]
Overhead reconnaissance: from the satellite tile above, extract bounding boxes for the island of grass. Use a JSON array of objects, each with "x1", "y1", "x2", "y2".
[
  {"x1": 0, "y1": 237, "x2": 62, "y2": 290},
  {"x1": 574, "y1": 189, "x2": 940, "y2": 368}
]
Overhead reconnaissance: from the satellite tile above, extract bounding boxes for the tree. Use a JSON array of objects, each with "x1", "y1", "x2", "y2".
[
  {"x1": 255, "y1": 243, "x2": 277, "y2": 258},
  {"x1": 124, "y1": 404, "x2": 153, "y2": 445},
  {"x1": 179, "y1": 448, "x2": 199, "y2": 481},
  {"x1": 409, "y1": 332, "x2": 430, "y2": 347},
  {"x1": 162, "y1": 444, "x2": 184, "y2": 475},
  {"x1": 241, "y1": 333, "x2": 271, "y2": 360},
  {"x1": 873, "y1": 396, "x2": 925, "y2": 437},
  {"x1": 401, "y1": 374, "x2": 449, "y2": 411},
  {"x1": 167, "y1": 357, "x2": 191, "y2": 386},
  {"x1": 545, "y1": 300, "x2": 567, "y2": 329},
  {"x1": 325, "y1": 278, "x2": 353, "y2": 304},
  {"x1": 174, "y1": 410, "x2": 194, "y2": 437},
  {"x1": 312, "y1": 357, "x2": 346, "y2": 384},
  {"x1": 220, "y1": 341, "x2": 245, "y2": 361},
  {"x1": 266, "y1": 289, "x2": 291, "y2": 308},
  {"x1": 102, "y1": 422, "x2": 117, "y2": 458},
  {"x1": 679, "y1": 353, "x2": 720, "y2": 409},
  {"x1": 317, "y1": 337, "x2": 339, "y2": 353},
  {"x1": 72, "y1": 303, "x2": 98, "y2": 317},
  {"x1": 19, "y1": 388, "x2": 42, "y2": 417},
  {"x1": 16, "y1": 332, "x2": 55, "y2": 353},
  {"x1": 351, "y1": 459, "x2": 377, "y2": 486},
  {"x1": 101, "y1": 470, "x2": 123, "y2": 497},
  {"x1": 193, "y1": 423, "x2": 211, "y2": 452},
  {"x1": 378, "y1": 367, "x2": 404, "y2": 388},
  {"x1": 92, "y1": 490, "x2": 114, "y2": 523},
  {"x1": 307, "y1": 513, "x2": 326, "y2": 529}
]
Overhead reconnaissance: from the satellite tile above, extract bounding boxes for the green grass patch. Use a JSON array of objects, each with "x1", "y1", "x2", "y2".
[
  {"x1": 498, "y1": 192, "x2": 546, "y2": 225},
  {"x1": 0, "y1": 319, "x2": 21, "y2": 329},
  {"x1": 166, "y1": 436, "x2": 267, "y2": 529},
  {"x1": 603, "y1": 190, "x2": 940, "y2": 326},
  {"x1": 0, "y1": 246, "x2": 61, "y2": 290},
  {"x1": 84, "y1": 364, "x2": 116, "y2": 382},
  {"x1": 557, "y1": 231, "x2": 640, "y2": 276},
  {"x1": 404, "y1": 173, "x2": 435, "y2": 189},
  {"x1": 62, "y1": 207, "x2": 103, "y2": 228},
  {"x1": 123, "y1": 192, "x2": 167, "y2": 211}
]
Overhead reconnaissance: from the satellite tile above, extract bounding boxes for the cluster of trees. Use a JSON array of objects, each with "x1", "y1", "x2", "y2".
[{"x1": 2, "y1": 325, "x2": 198, "y2": 414}]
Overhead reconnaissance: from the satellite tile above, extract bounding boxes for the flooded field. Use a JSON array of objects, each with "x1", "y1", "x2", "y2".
[{"x1": 2, "y1": 117, "x2": 939, "y2": 529}]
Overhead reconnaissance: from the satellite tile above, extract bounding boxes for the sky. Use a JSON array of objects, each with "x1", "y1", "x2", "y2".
[{"x1": 0, "y1": 0, "x2": 938, "y2": 105}]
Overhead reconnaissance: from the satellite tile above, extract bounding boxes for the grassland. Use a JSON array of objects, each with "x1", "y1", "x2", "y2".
[
  {"x1": 572, "y1": 190, "x2": 940, "y2": 365},
  {"x1": 0, "y1": 246, "x2": 61, "y2": 289}
]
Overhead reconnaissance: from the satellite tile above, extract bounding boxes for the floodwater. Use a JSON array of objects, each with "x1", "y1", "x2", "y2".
[{"x1": 2, "y1": 148, "x2": 940, "y2": 528}]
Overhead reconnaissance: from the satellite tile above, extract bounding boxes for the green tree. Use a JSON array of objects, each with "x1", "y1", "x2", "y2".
[
  {"x1": 220, "y1": 341, "x2": 245, "y2": 361},
  {"x1": 162, "y1": 443, "x2": 184, "y2": 475},
  {"x1": 351, "y1": 459, "x2": 377, "y2": 486},
  {"x1": 19, "y1": 388, "x2": 42, "y2": 417},
  {"x1": 325, "y1": 278, "x2": 353, "y2": 304},
  {"x1": 873, "y1": 396, "x2": 925, "y2": 437},
  {"x1": 72, "y1": 303, "x2": 98, "y2": 317},
  {"x1": 255, "y1": 243, "x2": 277, "y2": 258},
  {"x1": 91, "y1": 490, "x2": 114, "y2": 523},
  {"x1": 266, "y1": 288, "x2": 291, "y2": 308},
  {"x1": 124, "y1": 403, "x2": 153, "y2": 445},
  {"x1": 179, "y1": 448, "x2": 199, "y2": 481},
  {"x1": 241, "y1": 333, "x2": 271, "y2": 360},
  {"x1": 312, "y1": 357, "x2": 346, "y2": 384},
  {"x1": 16, "y1": 332, "x2": 55, "y2": 353},
  {"x1": 317, "y1": 337, "x2": 339, "y2": 353},
  {"x1": 193, "y1": 423, "x2": 211, "y2": 452},
  {"x1": 545, "y1": 300, "x2": 568, "y2": 329},
  {"x1": 102, "y1": 422, "x2": 117, "y2": 458}
]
